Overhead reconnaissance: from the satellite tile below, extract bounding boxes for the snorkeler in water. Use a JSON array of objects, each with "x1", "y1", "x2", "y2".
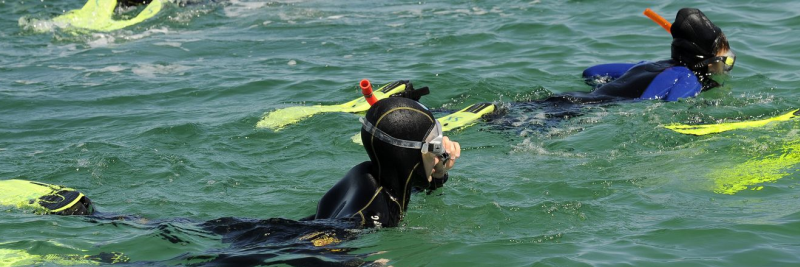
[
  {"x1": 557, "y1": 8, "x2": 735, "y2": 103},
  {"x1": 493, "y1": 8, "x2": 735, "y2": 131},
  {"x1": 0, "y1": 95, "x2": 460, "y2": 265},
  {"x1": 307, "y1": 97, "x2": 460, "y2": 227}
]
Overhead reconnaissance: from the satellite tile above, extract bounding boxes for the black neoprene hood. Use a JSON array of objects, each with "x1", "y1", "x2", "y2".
[{"x1": 670, "y1": 8, "x2": 727, "y2": 69}]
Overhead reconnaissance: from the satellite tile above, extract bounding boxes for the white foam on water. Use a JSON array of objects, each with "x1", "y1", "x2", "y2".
[
  {"x1": 98, "y1": 65, "x2": 127, "y2": 73},
  {"x1": 18, "y1": 16, "x2": 60, "y2": 33},
  {"x1": 123, "y1": 27, "x2": 170, "y2": 41},
  {"x1": 87, "y1": 33, "x2": 117, "y2": 48},
  {"x1": 132, "y1": 63, "x2": 192, "y2": 78},
  {"x1": 224, "y1": 0, "x2": 267, "y2": 18},
  {"x1": 154, "y1": 41, "x2": 190, "y2": 51},
  {"x1": 14, "y1": 80, "x2": 39, "y2": 85}
]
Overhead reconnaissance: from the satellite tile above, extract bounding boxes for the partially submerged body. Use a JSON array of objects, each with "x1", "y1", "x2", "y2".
[
  {"x1": 572, "y1": 8, "x2": 735, "y2": 104},
  {"x1": 493, "y1": 8, "x2": 735, "y2": 132},
  {"x1": 0, "y1": 96, "x2": 460, "y2": 265}
]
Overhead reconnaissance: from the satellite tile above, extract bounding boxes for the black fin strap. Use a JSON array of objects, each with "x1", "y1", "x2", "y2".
[{"x1": 391, "y1": 86, "x2": 430, "y2": 101}]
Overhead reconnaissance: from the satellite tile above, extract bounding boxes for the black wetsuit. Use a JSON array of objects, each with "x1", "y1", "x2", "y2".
[
  {"x1": 117, "y1": 0, "x2": 153, "y2": 8},
  {"x1": 310, "y1": 162, "x2": 447, "y2": 228}
]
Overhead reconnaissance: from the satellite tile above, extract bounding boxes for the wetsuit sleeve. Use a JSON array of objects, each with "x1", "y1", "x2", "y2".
[
  {"x1": 639, "y1": 66, "x2": 702, "y2": 101},
  {"x1": 428, "y1": 173, "x2": 448, "y2": 191},
  {"x1": 582, "y1": 63, "x2": 638, "y2": 87}
]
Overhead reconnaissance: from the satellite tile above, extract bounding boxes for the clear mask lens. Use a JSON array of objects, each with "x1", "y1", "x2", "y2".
[{"x1": 696, "y1": 50, "x2": 735, "y2": 74}]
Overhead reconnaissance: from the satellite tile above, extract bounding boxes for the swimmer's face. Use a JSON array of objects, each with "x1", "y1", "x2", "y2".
[{"x1": 705, "y1": 34, "x2": 735, "y2": 75}]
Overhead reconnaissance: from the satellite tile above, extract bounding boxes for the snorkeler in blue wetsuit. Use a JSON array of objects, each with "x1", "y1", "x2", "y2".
[
  {"x1": 559, "y1": 8, "x2": 735, "y2": 103},
  {"x1": 491, "y1": 8, "x2": 736, "y2": 131}
]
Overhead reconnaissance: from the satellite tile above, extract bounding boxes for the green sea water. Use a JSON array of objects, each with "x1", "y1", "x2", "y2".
[{"x1": 2, "y1": 0, "x2": 800, "y2": 266}]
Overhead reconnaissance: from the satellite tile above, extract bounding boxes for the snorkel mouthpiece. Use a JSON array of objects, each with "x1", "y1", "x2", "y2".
[{"x1": 361, "y1": 79, "x2": 379, "y2": 106}]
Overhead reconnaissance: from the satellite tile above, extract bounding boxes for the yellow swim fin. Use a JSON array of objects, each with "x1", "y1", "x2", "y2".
[
  {"x1": 256, "y1": 81, "x2": 412, "y2": 131},
  {"x1": 0, "y1": 248, "x2": 129, "y2": 266},
  {"x1": 350, "y1": 103, "x2": 497, "y2": 144},
  {"x1": 664, "y1": 109, "x2": 799, "y2": 136},
  {"x1": 0, "y1": 179, "x2": 92, "y2": 215},
  {"x1": 439, "y1": 102, "x2": 496, "y2": 132},
  {"x1": 52, "y1": 0, "x2": 163, "y2": 32}
]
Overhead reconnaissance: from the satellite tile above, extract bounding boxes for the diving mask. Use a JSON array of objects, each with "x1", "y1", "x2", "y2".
[
  {"x1": 694, "y1": 50, "x2": 735, "y2": 74},
  {"x1": 360, "y1": 117, "x2": 449, "y2": 178}
]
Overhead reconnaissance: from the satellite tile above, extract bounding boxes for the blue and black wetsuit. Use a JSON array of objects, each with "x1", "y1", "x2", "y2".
[
  {"x1": 544, "y1": 7, "x2": 732, "y2": 105},
  {"x1": 544, "y1": 58, "x2": 717, "y2": 105},
  {"x1": 493, "y1": 58, "x2": 723, "y2": 132},
  {"x1": 580, "y1": 59, "x2": 717, "y2": 102},
  {"x1": 494, "y1": 8, "x2": 733, "y2": 131}
]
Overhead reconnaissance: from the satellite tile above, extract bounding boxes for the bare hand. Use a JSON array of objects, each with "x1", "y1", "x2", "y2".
[{"x1": 432, "y1": 136, "x2": 460, "y2": 179}]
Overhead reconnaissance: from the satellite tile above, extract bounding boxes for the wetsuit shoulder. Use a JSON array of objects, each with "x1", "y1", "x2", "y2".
[{"x1": 313, "y1": 162, "x2": 398, "y2": 227}]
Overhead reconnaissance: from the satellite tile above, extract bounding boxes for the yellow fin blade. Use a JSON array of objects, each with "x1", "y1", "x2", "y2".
[
  {"x1": 710, "y1": 141, "x2": 800, "y2": 194},
  {"x1": 0, "y1": 248, "x2": 129, "y2": 266},
  {"x1": 52, "y1": 0, "x2": 163, "y2": 32},
  {"x1": 256, "y1": 82, "x2": 409, "y2": 130},
  {"x1": 439, "y1": 103, "x2": 496, "y2": 132},
  {"x1": 664, "y1": 109, "x2": 799, "y2": 136},
  {"x1": 255, "y1": 105, "x2": 345, "y2": 130}
]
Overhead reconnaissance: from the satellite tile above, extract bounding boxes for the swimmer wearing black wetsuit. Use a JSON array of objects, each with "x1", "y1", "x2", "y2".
[
  {"x1": 1, "y1": 96, "x2": 461, "y2": 265},
  {"x1": 308, "y1": 97, "x2": 459, "y2": 227}
]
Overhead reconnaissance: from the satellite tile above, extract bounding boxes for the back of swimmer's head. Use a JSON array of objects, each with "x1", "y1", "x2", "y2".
[
  {"x1": 361, "y1": 97, "x2": 436, "y2": 192},
  {"x1": 670, "y1": 8, "x2": 735, "y2": 73}
]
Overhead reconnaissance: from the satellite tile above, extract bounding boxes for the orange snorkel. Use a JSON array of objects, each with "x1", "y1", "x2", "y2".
[
  {"x1": 644, "y1": 8, "x2": 672, "y2": 33},
  {"x1": 360, "y1": 79, "x2": 379, "y2": 106}
]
